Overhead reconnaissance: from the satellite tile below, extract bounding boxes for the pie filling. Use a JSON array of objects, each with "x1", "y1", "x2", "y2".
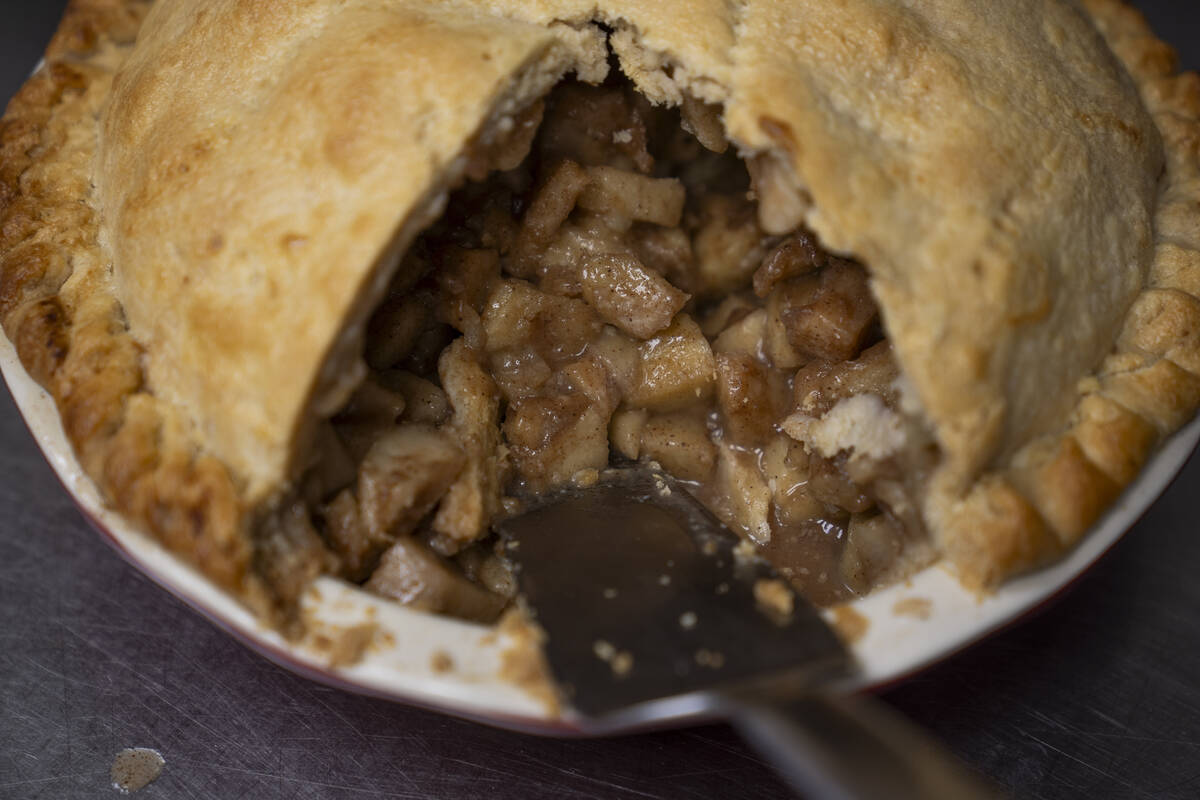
[{"x1": 261, "y1": 75, "x2": 941, "y2": 624}]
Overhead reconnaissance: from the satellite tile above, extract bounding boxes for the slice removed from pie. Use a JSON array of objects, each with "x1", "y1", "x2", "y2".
[{"x1": 3, "y1": 0, "x2": 1200, "y2": 630}]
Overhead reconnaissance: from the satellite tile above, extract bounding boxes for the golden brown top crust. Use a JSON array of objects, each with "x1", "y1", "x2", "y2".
[
  {"x1": 475, "y1": 0, "x2": 739, "y2": 102},
  {"x1": 0, "y1": 0, "x2": 257, "y2": 606},
  {"x1": 96, "y1": 0, "x2": 1166, "y2": 501},
  {"x1": 3, "y1": 0, "x2": 1200, "y2": 601},
  {"x1": 935, "y1": 0, "x2": 1200, "y2": 587},
  {"x1": 98, "y1": 0, "x2": 605, "y2": 503}
]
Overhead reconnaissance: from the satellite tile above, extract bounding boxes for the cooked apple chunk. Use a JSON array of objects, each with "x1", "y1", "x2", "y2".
[
  {"x1": 357, "y1": 425, "x2": 465, "y2": 540},
  {"x1": 628, "y1": 315, "x2": 716, "y2": 410},
  {"x1": 639, "y1": 412, "x2": 715, "y2": 483},
  {"x1": 777, "y1": 261, "x2": 879, "y2": 362},
  {"x1": 579, "y1": 254, "x2": 688, "y2": 339},
  {"x1": 366, "y1": 537, "x2": 506, "y2": 623},
  {"x1": 576, "y1": 167, "x2": 686, "y2": 228}
]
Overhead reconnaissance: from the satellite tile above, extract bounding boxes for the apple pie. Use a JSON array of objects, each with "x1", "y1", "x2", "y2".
[{"x1": 3, "y1": 0, "x2": 1199, "y2": 630}]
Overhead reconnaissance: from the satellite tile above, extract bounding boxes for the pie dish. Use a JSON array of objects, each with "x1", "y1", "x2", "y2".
[{"x1": 3, "y1": 0, "x2": 1200, "y2": 695}]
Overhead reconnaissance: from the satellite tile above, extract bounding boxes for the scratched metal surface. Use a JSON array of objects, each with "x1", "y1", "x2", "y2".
[{"x1": 2, "y1": 1, "x2": 1199, "y2": 798}]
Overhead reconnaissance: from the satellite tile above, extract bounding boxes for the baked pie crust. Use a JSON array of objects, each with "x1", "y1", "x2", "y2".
[{"x1": 3, "y1": 0, "x2": 1200, "y2": 624}]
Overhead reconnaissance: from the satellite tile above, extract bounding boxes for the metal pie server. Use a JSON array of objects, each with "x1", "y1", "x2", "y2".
[{"x1": 495, "y1": 468, "x2": 999, "y2": 799}]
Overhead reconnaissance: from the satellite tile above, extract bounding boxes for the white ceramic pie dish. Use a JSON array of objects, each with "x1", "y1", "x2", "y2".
[{"x1": 6, "y1": 324, "x2": 1198, "y2": 734}]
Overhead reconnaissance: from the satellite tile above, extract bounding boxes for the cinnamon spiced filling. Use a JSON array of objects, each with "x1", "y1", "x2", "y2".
[{"x1": 264, "y1": 76, "x2": 940, "y2": 622}]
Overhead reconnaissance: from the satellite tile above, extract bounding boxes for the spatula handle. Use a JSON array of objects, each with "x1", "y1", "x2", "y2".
[{"x1": 730, "y1": 692, "x2": 1001, "y2": 799}]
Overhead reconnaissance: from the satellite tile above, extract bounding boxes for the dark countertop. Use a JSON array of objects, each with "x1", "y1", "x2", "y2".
[{"x1": 2, "y1": 2, "x2": 1199, "y2": 798}]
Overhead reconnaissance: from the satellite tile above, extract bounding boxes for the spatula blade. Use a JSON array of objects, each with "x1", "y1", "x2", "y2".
[{"x1": 496, "y1": 468, "x2": 849, "y2": 719}]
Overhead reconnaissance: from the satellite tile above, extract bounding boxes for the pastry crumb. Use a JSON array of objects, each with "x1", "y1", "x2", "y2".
[
  {"x1": 831, "y1": 605, "x2": 870, "y2": 644},
  {"x1": 754, "y1": 578, "x2": 795, "y2": 622},
  {"x1": 892, "y1": 596, "x2": 932, "y2": 620},
  {"x1": 430, "y1": 650, "x2": 455, "y2": 673},
  {"x1": 110, "y1": 748, "x2": 165, "y2": 794},
  {"x1": 572, "y1": 467, "x2": 600, "y2": 487},
  {"x1": 321, "y1": 622, "x2": 379, "y2": 668},
  {"x1": 593, "y1": 639, "x2": 634, "y2": 677},
  {"x1": 733, "y1": 540, "x2": 758, "y2": 567},
  {"x1": 497, "y1": 610, "x2": 561, "y2": 714}
]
